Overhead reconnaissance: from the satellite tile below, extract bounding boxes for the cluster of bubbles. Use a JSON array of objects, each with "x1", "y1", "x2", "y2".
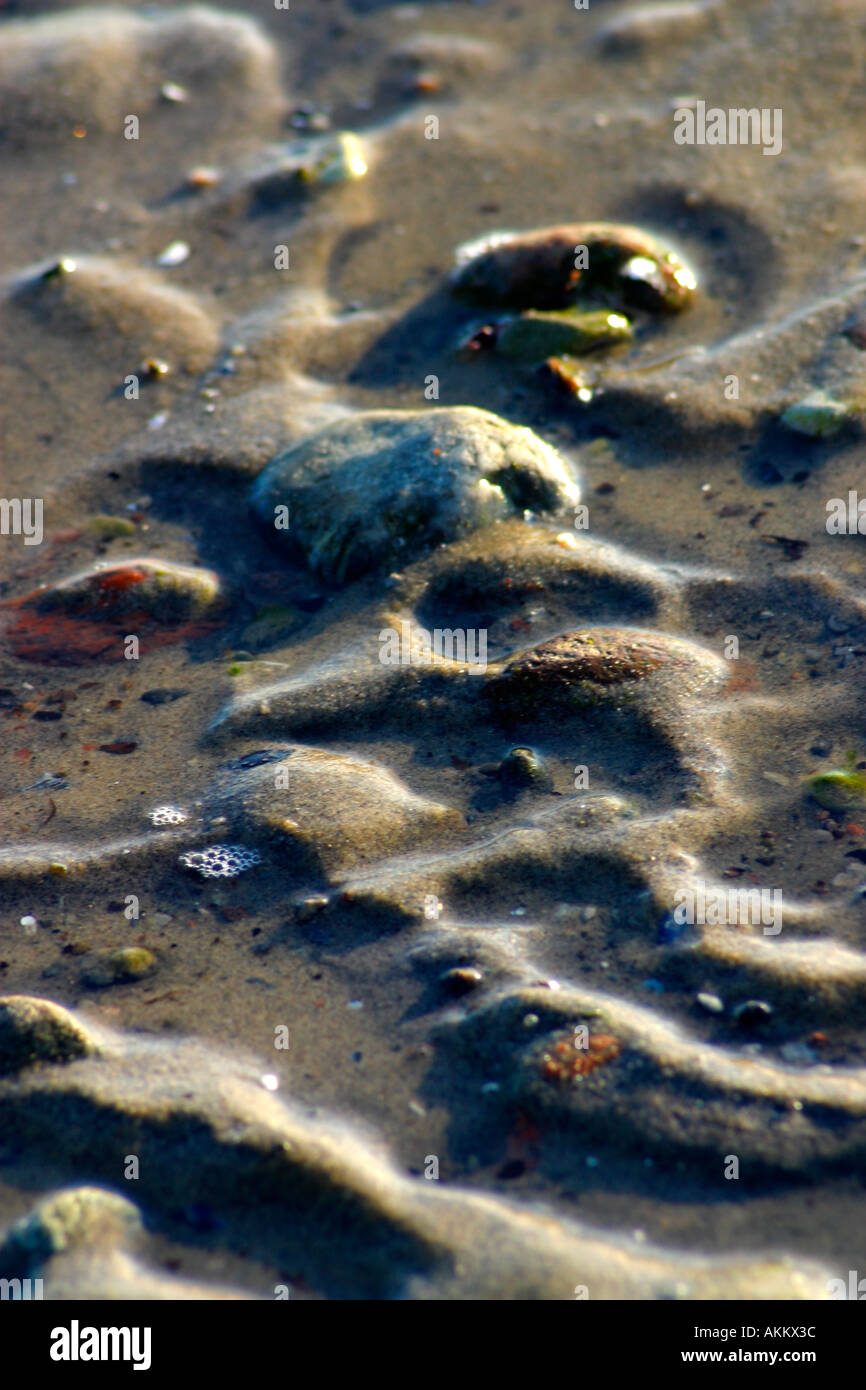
[
  {"x1": 179, "y1": 844, "x2": 262, "y2": 878},
  {"x1": 149, "y1": 805, "x2": 189, "y2": 826}
]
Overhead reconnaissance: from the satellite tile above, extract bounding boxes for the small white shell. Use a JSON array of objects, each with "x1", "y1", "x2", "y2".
[{"x1": 157, "y1": 240, "x2": 191, "y2": 268}]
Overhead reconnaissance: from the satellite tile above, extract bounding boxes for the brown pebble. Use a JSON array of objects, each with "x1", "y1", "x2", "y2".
[
  {"x1": 296, "y1": 895, "x2": 329, "y2": 922},
  {"x1": 187, "y1": 166, "x2": 221, "y2": 189},
  {"x1": 440, "y1": 966, "x2": 483, "y2": 996}
]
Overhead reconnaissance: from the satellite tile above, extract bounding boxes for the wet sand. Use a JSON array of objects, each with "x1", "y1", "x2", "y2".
[{"x1": 2, "y1": 0, "x2": 866, "y2": 1299}]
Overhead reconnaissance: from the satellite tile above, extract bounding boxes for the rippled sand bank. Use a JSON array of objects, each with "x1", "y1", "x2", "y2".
[{"x1": 3, "y1": 0, "x2": 866, "y2": 1299}]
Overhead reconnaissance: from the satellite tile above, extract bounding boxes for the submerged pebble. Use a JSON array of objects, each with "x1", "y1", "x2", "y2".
[
  {"x1": 37, "y1": 256, "x2": 77, "y2": 282},
  {"x1": 21, "y1": 773, "x2": 68, "y2": 792},
  {"x1": 806, "y1": 767, "x2": 866, "y2": 812},
  {"x1": 780, "y1": 390, "x2": 850, "y2": 438},
  {"x1": 544, "y1": 354, "x2": 596, "y2": 401},
  {"x1": 222, "y1": 748, "x2": 290, "y2": 771},
  {"x1": 186, "y1": 165, "x2": 221, "y2": 190},
  {"x1": 156, "y1": 240, "x2": 191, "y2": 268},
  {"x1": 452, "y1": 222, "x2": 697, "y2": 314},
  {"x1": 1, "y1": 560, "x2": 222, "y2": 663},
  {"x1": 250, "y1": 407, "x2": 580, "y2": 583},
  {"x1": 487, "y1": 628, "x2": 674, "y2": 718},
  {"x1": 732, "y1": 999, "x2": 773, "y2": 1028},
  {"x1": 295, "y1": 894, "x2": 329, "y2": 922},
  {"x1": 296, "y1": 131, "x2": 367, "y2": 185},
  {"x1": 241, "y1": 602, "x2": 304, "y2": 650},
  {"x1": 440, "y1": 966, "x2": 484, "y2": 996},
  {"x1": 5, "y1": 559, "x2": 220, "y2": 621},
  {"x1": 81, "y1": 947, "x2": 157, "y2": 989},
  {"x1": 243, "y1": 132, "x2": 367, "y2": 208},
  {"x1": 498, "y1": 746, "x2": 554, "y2": 793},
  {"x1": 140, "y1": 688, "x2": 190, "y2": 705},
  {"x1": 494, "y1": 307, "x2": 632, "y2": 361},
  {"x1": 0, "y1": 996, "x2": 96, "y2": 1075},
  {"x1": 0, "y1": 1188, "x2": 142, "y2": 1270},
  {"x1": 86, "y1": 514, "x2": 137, "y2": 539},
  {"x1": 657, "y1": 913, "x2": 694, "y2": 946}
]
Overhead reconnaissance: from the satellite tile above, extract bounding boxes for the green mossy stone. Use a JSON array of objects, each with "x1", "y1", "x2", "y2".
[
  {"x1": 86, "y1": 514, "x2": 137, "y2": 539},
  {"x1": 499, "y1": 746, "x2": 554, "y2": 792},
  {"x1": 805, "y1": 768, "x2": 866, "y2": 812},
  {"x1": 81, "y1": 947, "x2": 157, "y2": 989},
  {"x1": 0, "y1": 1188, "x2": 142, "y2": 1273},
  {"x1": 496, "y1": 307, "x2": 632, "y2": 361},
  {"x1": 241, "y1": 603, "x2": 304, "y2": 650},
  {"x1": 781, "y1": 391, "x2": 850, "y2": 438},
  {"x1": 250, "y1": 407, "x2": 581, "y2": 583},
  {"x1": 0, "y1": 996, "x2": 97, "y2": 1075}
]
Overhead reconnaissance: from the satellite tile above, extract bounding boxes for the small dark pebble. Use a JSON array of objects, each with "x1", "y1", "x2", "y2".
[
  {"x1": 496, "y1": 1159, "x2": 526, "y2": 1180},
  {"x1": 223, "y1": 748, "x2": 292, "y2": 771},
  {"x1": 293, "y1": 593, "x2": 326, "y2": 614},
  {"x1": 352, "y1": 1051, "x2": 363, "y2": 1063},
  {"x1": 182, "y1": 1203, "x2": 221, "y2": 1233},
  {"x1": 295, "y1": 895, "x2": 329, "y2": 922},
  {"x1": 140, "y1": 688, "x2": 190, "y2": 705},
  {"x1": 98, "y1": 741, "x2": 138, "y2": 755},
  {"x1": 288, "y1": 105, "x2": 330, "y2": 132},
  {"x1": 843, "y1": 310, "x2": 866, "y2": 349},
  {"x1": 39, "y1": 258, "x2": 75, "y2": 282},
  {"x1": 0, "y1": 689, "x2": 17, "y2": 709},
  {"x1": 461, "y1": 324, "x2": 497, "y2": 353},
  {"x1": 440, "y1": 966, "x2": 483, "y2": 996},
  {"x1": 762, "y1": 535, "x2": 809, "y2": 562},
  {"x1": 499, "y1": 746, "x2": 554, "y2": 794},
  {"x1": 32, "y1": 710, "x2": 63, "y2": 721},
  {"x1": 656, "y1": 913, "x2": 696, "y2": 946},
  {"x1": 304, "y1": 926, "x2": 332, "y2": 946},
  {"x1": 22, "y1": 774, "x2": 67, "y2": 792},
  {"x1": 732, "y1": 999, "x2": 773, "y2": 1028}
]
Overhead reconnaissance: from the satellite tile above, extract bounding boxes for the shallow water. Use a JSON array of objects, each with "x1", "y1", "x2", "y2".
[{"x1": 2, "y1": 0, "x2": 866, "y2": 1300}]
